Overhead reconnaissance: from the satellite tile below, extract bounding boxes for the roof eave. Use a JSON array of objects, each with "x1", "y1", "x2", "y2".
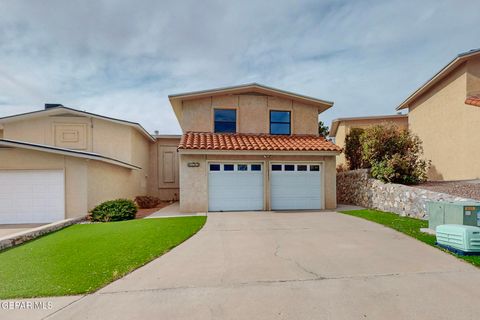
[
  {"x1": 0, "y1": 106, "x2": 156, "y2": 142},
  {"x1": 168, "y1": 83, "x2": 334, "y2": 114},
  {"x1": 395, "y1": 49, "x2": 480, "y2": 111},
  {"x1": 177, "y1": 148, "x2": 341, "y2": 156},
  {"x1": 0, "y1": 139, "x2": 141, "y2": 170}
]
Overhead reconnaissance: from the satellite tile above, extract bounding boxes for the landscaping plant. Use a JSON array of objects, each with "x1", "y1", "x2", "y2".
[
  {"x1": 135, "y1": 195, "x2": 162, "y2": 209},
  {"x1": 90, "y1": 199, "x2": 138, "y2": 222},
  {"x1": 344, "y1": 127, "x2": 367, "y2": 170},
  {"x1": 360, "y1": 124, "x2": 429, "y2": 184}
]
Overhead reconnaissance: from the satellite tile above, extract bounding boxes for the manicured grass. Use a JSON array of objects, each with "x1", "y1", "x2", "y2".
[
  {"x1": 0, "y1": 217, "x2": 206, "y2": 299},
  {"x1": 340, "y1": 209, "x2": 480, "y2": 268}
]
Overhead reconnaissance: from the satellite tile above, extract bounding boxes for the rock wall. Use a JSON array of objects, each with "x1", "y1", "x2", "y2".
[{"x1": 337, "y1": 169, "x2": 474, "y2": 219}]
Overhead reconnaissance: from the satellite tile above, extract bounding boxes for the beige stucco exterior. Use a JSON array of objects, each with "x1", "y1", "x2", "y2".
[
  {"x1": 173, "y1": 85, "x2": 339, "y2": 213},
  {"x1": 330, "y1": 116, "x2": 408, "y2": 167},
  {"x1": 179, "y1": 94, "x2": 320, "y2": 135},
  {"x1": 406, "y1": 57, "x2": 480, "y2": 180},
  {"x1": 178, "y1": 153, "x2": 337, "y2": 213},
  {"x1": 0, "y1": 109, "x2": 154, "y2": 220}
]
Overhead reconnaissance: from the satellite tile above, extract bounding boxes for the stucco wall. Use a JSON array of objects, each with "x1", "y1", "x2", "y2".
[
  {"x1": 334, "y1": 117, "x2": 408, "y2": 167},
  {"x1": 337, "y1": 169, "x2": 475, "y2": 219},
  {"x1": 408, "y1": 63, "x2": 480, "y2": 180},
  {"x1": 179, "y1": 153, "x2": 337, "y2": 213},
  {"x1": 179, "y1": 94, "x2": 320, "y2": 135},
  {"x1": 2, "y1": 114, "x2": 151, "y2": 165},
  {"x1": 0, "y1": 148, "x2": 89, "y2": 218},
  {"x1": 148, "y1": 137, "x2": 180, "y2": 201}
]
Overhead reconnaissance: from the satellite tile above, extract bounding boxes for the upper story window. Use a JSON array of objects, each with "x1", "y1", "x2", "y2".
[
  {"x1": 270, "y1": 110, "x2": 291, "y2": 135},
  {"x1": 214, "y1": 109, "x2": 236, "y2": 133}
]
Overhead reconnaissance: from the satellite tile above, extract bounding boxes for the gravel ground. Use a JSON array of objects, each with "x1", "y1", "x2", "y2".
[{"x1": 414, "y1": 180, "x2": 480, "y2": 201}]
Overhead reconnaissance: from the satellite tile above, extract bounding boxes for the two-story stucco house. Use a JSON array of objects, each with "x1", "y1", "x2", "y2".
[
  {"x1": 396, "y1": 49, "x2": 480, "y2": 180},
  {"x1": 0, "y1": 83, "x2": 341, "y2": 224},
  {"x1": 169, "y1": 83, "x2": 341, "y2": 213}
]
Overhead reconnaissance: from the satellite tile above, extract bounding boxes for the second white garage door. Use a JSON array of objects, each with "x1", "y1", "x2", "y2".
[
  {"x1": 0, "y1": 170, "x2": 65, "y2": 224},
  {"x1": 270, "y1": 163, "x2": 323, "y2": 210},
  {"x1": 208, "y1": 163, "x2": 264, "y2": 211}
]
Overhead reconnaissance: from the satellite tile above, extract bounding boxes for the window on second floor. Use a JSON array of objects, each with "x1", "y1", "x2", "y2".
[
  {"x1": 270, "y1": 110, "x2": 291, "y2": 135},
  {"x1": 214, "y1": 109, "x2": 236, "y2": 133}
]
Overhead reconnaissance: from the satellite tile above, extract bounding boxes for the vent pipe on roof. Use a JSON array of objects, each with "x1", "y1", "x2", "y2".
[
  {"x1": 154, "y1": 130, "x2": 159, "y2": 135},
  {"x1": 45, "y1": 103, "x2": 64, "y2": 109}
]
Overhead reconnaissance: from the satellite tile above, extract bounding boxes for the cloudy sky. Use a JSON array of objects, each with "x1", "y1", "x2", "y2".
[{"x1": 0, "y1": 0, "x2": 479, "y2": 134}]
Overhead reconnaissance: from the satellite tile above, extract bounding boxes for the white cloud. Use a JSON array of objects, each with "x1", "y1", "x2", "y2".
[{"x1": 0, "y1": 0, "x2": 478, "y2": 132}]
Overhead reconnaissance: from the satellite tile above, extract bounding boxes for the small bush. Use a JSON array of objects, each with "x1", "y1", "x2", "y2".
[
  {"x1": 360, "y1": 124, "x2": 429, "y2": 184},
  {"x1": 135, "y1": 196, "x2": 161, "y2": 209},
  {"x1": 344, "y1": 127, "x2": 367, "y2": 170},
  {"x1": 336, "y1": 164, "x2": 348, "y2": 173},
  {"x1": 90, "y1": 199, "x2": 137, "y2": 222}
]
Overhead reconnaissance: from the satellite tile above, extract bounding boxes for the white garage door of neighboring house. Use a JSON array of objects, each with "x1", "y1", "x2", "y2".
[
  {"x1": 208, "y1": 163, "x2": 264, "y2": 211},
  {"x1": 270, "y1": 163, "x2": 323, "y2": 210},
  {"x1": 0, "y1": 170, "x2": 65, "y2": 224}
]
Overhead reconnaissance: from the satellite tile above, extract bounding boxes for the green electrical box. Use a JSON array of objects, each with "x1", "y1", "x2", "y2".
[
  {"x1": 427, "y1": 201, "x2": 480, "y2": 230},
  {"x1": 436, "y1": 224, "x2": 480, "y2": 253}
]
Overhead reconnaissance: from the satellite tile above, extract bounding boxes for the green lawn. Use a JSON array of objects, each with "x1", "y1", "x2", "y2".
[
  {"x1": 340, "y1": 209, "x2": 480, "y2": 268},
  {"x1": 0, "y1": 216, "x2": 206, "y2": 299}
]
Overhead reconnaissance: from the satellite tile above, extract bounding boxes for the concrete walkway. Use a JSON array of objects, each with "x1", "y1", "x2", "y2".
[
  {"x1": 3, "y1": 211, "x2": 480, "y2": 320},
  {"x1": 146, "y1": 202, "x2": 206, "y2": 218}
]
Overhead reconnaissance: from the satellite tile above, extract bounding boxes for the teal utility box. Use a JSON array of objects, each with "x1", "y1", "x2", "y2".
[
  {"x1": 427, "y1": 201, "x2": 480, "y2": 230},
  {"x1": 436, "y1": 224, "x2": 480, "y2": 253}
]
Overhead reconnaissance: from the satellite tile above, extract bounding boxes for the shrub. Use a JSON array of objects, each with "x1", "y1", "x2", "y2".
[
  {"x1": 135, "y1": 196, "x2": 161, "y2": 209},
  {"x1": 90, "y1": 199, "x2": 137, "y2": 222},
  {"x1": 336, "y1": 163, "x2": 348, "y2": 173},
  {"x1": 344, "y1": 127, "x2": 367, "y2": 170},
  {"x1": 360, "y1": 124, "x2": 429, "y2": 184}
]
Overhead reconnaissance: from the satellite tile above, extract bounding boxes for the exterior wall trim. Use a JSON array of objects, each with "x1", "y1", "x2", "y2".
[{"x1": 178, "y1": 149, "x2": 340, "y2": 156}]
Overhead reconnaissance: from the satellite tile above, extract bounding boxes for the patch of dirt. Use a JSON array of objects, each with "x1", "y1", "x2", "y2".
[
  {"x1": 414, "y1": 181, "x2": 480, "y2": 201},
  {"x1": 136, "y1": 201, "x2": 173, "y2": 219}
]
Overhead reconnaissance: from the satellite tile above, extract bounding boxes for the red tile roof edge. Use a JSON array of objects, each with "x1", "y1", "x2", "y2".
[
  {"x1": 465, "y1": 95, "x2": 480, "y2": 107},
  {"x1": 178, "y1": 132, "x2": 342, "y2": 152}
]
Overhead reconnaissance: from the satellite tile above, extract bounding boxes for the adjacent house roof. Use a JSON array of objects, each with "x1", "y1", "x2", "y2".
[
  {"x1": 465, "y1": 95, "x2": 480, "y2": 107},
  {"x1": 396, "y1": 48, "x2": 480, "y2": 110},
  {"x1": 178, "y1": 132, "x2": 341, "y2": 153},
  {"x1": 329, "y1": 114, "x2": 407, "y2": 137},
  {"x1": 169, "y1": 83, "x2": 334, "y2": 124},
  {"x1": 0, "y1": 106, "x2": 156, "y2": 142},
  {"x1": 0, "y1": 139, "x2": 141, "y2": 170}
]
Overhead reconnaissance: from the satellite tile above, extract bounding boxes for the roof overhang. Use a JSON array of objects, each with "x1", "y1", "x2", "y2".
[
  {"x1": 396, "y1": 48, "x2": 480, "y2": 111},
  {"x1": 0, "y1": 139, "x2": 141, "y2": 170},
  {"x1": 168, "y1": 83, "x2": 334, "y2": 127},
  {"x1": 329, "y1": 114, "x2": 408, "y2": 137},
  {"x1": 0, "y1": 106, "x2": 156, "y2": 142},
  {"x1": 178, "y1": 149, "x2": 340, "y2": 156}
]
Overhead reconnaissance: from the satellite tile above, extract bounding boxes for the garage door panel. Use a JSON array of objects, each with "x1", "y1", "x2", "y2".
[
  {"x1": 270, "y1": 164, "x2": 322, "y2": 210},
  {"x1": 208, "y1": 163, "x2": 264, "y2": 212},
  {"x1": 0, "y1": 170, "x2": 65, "y2": 224}
]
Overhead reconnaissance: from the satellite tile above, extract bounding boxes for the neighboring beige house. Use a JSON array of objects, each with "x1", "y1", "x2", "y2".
[
  {"x1": 0, "y1": 105, "x2": 180, "y2": 224},
  {"x1": 329, "y1": 114, "x2": 408, "y2": 167},
  {"x1": 169, "y1": 83, "x2": 341, "y2": 213},
  {"x1": 396, "y1": 48, "x2": 480, "y2": 180}
]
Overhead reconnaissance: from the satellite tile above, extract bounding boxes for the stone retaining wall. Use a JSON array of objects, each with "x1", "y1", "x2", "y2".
[
  {"x1": 0, "y1": 216, "x2": 86, "y2": 251},
  {"x1": 337, "y1": 169, "x2": 474, "y2": 219}
]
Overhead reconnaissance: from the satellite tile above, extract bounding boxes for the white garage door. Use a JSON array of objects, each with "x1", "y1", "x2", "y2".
[
  {"x1": 0, "y1": 170, "x2": 65, "y2": 224},
  {"x1": 270, "y1": 163, "x2": 322, "y2": 210},
  {"x1": 208, "y1": 163, "x2": 264, "y2": 211}
]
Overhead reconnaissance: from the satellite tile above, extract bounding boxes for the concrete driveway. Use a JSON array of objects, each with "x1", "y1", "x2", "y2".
[{"x1": 3, "y1": 210, "x2": 480, "y2": 320}]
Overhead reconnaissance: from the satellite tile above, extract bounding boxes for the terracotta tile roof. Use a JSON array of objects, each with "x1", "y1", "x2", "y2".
[
  {"x1": 465, "y1": 95, "x2": 480, "y2": 107},
  {"x1": 178, "y1": 132, "x2": 342, "y2": 152}
]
